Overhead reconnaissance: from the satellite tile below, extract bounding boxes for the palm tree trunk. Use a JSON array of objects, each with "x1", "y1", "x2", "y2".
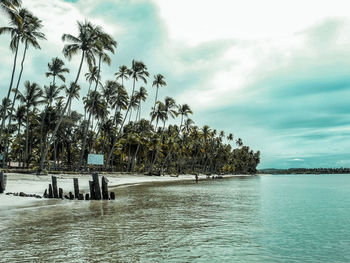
[
  {"x1": 0, "y1": 39, "x2": 19, "y2": 146},
  {"x1": 25, "y1": 110, "x2": 29, "y2": 168},
  {"x1": 2, "y1": 43, "x2": 27, "y2": 168},
  {"x1": 106, "y1": 106, "x2": 131, "y2": 166},
  {"x1": 38, "y1": 51, "x2": 85, "y2": 174},
  {"x1": 79, "y1": 55, "x2": 101, "y2": 169}
]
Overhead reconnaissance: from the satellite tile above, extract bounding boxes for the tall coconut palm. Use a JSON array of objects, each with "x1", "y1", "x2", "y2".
[
  {"x1": 177, "y1": 104, "x2": 193, "y2": 129},
  {"x1": 17, "y1": 81, "x2": 43, "y2": 167},
  {"x1": 134, "y1": 86, "x2": 148, "y2": 122},
  {"x1": 127, "y1": 60, "x2": 149, "y2": 122},
  {"x1": 152, "y1": 74, "x2": 166, "y2": 111},
  {"x1": 38, "y1": 20, "x2": 97, "y2": 173},
  {"x1": 115, "y1": 65, "x2": 131, "y2": 87},
  {"x1": 45, "y1": 57, "x2": 69, "y2": 85},
  {"x1": 1, "y1": 9, "x2": 45, "y2": 166},
  {"x1": 106, "y1": 61, "x2": 148, "y2": 166},
  {"x1": 148, "y1": 102, "x2": 167, "y2": 174},
  {"x1": 161, "y1": 103, "x2": 192, "y2": 172},
  {"x1": 78, "y1": 27, "x2": 117, "y2": 169},
  {"x1": 0, "y1": 8, "x2": 45, "y2": 146},
  {"x1": 13, "y1": 104, "x2": 25, "y2": 165},
  {"x1": 38, "y1": 83, "x2": 64, "y2": 165}
]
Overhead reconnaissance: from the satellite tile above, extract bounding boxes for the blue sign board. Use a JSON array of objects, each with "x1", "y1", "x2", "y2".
[{"x1": 87, "y1": 154, "x2": 104, "y2": 165}]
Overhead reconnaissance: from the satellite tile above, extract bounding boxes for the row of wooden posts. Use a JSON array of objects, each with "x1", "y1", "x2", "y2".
[{"x1": 44, "y1": 172, "x2": 115, "y2": 200}]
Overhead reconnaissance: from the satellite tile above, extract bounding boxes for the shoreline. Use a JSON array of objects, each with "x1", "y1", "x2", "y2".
[{"x1": 0, "y1": 172, "x2": 254, "y2": 210}]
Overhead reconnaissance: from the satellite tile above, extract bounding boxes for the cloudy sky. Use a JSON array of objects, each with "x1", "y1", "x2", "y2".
[{"x1": 1, "y1": 0, "x2": 350, "y2": 168}]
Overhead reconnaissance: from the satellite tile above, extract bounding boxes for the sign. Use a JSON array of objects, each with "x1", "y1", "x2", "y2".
[{"x1": 87, "y1": 154, "x2": 104, "y2": 165}]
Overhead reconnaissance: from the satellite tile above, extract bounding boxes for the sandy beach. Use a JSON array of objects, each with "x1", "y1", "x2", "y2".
[{"x1": 0, "y1": 172, "x2": 250, "y2": 210}]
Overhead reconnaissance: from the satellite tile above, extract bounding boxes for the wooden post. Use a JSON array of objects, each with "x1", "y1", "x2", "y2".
[
  {"x1": 0, "y1": 171, "x2": 6, "y2": 194},
  {"x1": 69, "y1": 191, "x2": 74, "y2": 200},
  {"x1": 52, "y1": 176, "x2": 58, "y2": 198},
  {"x1": 43, "y1": 189, "x2": 48, "y2": 198},
  {"x1": 48, "y1": 184, "x2": 53, "y2": 198},
  {"x1": 78, "y1": 193, "x2": 84, "y2": 200},
  {"x1": 73, "y1": 178, "x2": 79, "y2": 199},
  {"x1": 110, "y1": 192, "x2": 115, "y2": 200},
  {"x1": 89, "y1": 181, "x2": 95, "y2": 200},
  {"x1": 101, "y1": 176, "x2": 109, "y2": 200},
  {"x1": 59, "y1": 188, "x2": 63, "y2": 199},
  {"x1": 85, "y1": 193, "x2": 90, "y2": 200},
  {"x1": 92, "y1": 172, "x2": 101, "y2": 200}
]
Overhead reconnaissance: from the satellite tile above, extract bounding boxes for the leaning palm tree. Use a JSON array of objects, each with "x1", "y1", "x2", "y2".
[
  {"x1": 1, "y1": 9, "x2": 45, "y2": 165},
  {"x1": 152, "y1": 74, "x2": 166, "y2": 111},
  {"x1": 0, "y1": 8, "x2": 45, "y2": 145},
  {"x1": 38, "y1": 20, "x2": 98, "y2": 173},
  {"x1": 45, "y1": 57, "x2": 69, "y2": 85},
  {"x1": 78, "y1": 26, "x2": 117, "y2": 169}
]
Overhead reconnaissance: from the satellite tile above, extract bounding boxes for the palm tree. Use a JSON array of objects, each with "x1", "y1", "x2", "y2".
[
  {"x1": 0, "y1": 8, "x2": 45, "y2": 146},
  {"x1": 1, "y1": 9, "x2": 45, "y2": 165},
  {"x1": 38, "y1": 84, "x2": 64, "y2": 165},
  {"x1": 78, "y1": 26, "x2": 117, "y2": 169},
  {"x1": 236, "y1": 138, "x2": 243, "y2": 147},
  {"x1": 45, "y1": 57, "x2": 69, "y2": 85},
  {"x1": 38, "y1": 20, "x2": 97, "y2": 173},
  {"x1": 177, "y1": 104, "x2": 193, "y2": 129},
  {"x1": 152, "y1": 74, "x2": 166, "y2": 112},
  {"x1": 115, "y1": 65, "x2": 131, "y2": 87},
  {"x1": 17, "y1": 81, "x2": 43, "y2": 167},
  {"x1": 13, "y1": 104, "x2": 25, "y2": 166},
  {"x1": 134, "y1": 86, "x2": 148, "y2": 121},
  {"x1": 127, "y1": 60, "x2": 149, "y2": 122},
  {"x1": 0, "y1": 0, "x2": 21, "y2": 21},
  {"x1": 106, "y1": 61, "x2": 148, "y2": 166}
]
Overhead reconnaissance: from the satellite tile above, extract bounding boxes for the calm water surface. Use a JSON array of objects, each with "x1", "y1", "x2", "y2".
[{"x1": 0, "y1": 174, "x2": 350, "y2": 262}]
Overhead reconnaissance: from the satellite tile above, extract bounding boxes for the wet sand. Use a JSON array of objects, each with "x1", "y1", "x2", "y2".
[{"x1": 0, "y1": 172, "x2": 251, "y2": 210}]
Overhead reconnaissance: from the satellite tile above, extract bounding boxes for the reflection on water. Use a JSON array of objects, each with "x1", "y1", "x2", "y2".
[{"x1": 0, "y1": 175, "x2": 350, "y2": 262}]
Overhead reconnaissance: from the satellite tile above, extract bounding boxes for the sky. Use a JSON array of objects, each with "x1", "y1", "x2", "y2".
[{"x1": 1, "y1": 0, "x2": 350, "y2": 168}]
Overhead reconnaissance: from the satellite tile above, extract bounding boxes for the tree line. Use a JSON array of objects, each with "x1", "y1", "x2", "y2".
[{"x1": 0, "y1": 1, "x2": 260, "y2": 175}]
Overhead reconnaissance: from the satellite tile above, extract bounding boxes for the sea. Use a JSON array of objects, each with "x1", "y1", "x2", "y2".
[{"x1": 0, "y1": 174, "x2": 349, "y2": 262}]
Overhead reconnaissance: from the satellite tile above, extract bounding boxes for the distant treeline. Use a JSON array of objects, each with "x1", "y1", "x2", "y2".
[{"x1": 259, "y1": 168, "x2": 350, "y2": 174}]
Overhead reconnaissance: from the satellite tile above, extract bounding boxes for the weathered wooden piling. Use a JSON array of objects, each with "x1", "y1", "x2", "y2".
[
  {"x1": 102, "y1": 176, "x2": 109, "y2": 200},
  {"x1": 69, "y1": 191, "x2": 74, "y2": 200},
  {"x1": 110, "y1": 192, "x2": 115, "y2": 200},
  {"x1": 0, "y1": 171, "x2": 7, "y2": 194},
  {"x1": 89, "y1": 181, "x2": 95, "y2": 200},
  {"x1": 51, "y1": 176, "x2": 58, "y2": 198},
  {"x1": 59, "y1": 188, "x2": 63, "y2": 199},
  {"x1": 85, "y1": 193, "x2": 90, "y2": 200},
  {"x1": 92, "y1": 172, "x2": 101, "y2": 200},
  {"x1": 78, "y1": 193, "x2": 84, "y2": 200},
  {"x1": 43, "y1": 189, "x2": 48, "y2": 198},
  {"x1": 48, "y1": 184, "x2": 53, "y2": 198},
  {"x1": 73, "y1": 178, "x2": 79, "y2": 199}
]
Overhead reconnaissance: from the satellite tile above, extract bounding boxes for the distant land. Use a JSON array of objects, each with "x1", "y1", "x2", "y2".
[{"x1": 259, "y1": 168, "x2": 350, "y2": 174}]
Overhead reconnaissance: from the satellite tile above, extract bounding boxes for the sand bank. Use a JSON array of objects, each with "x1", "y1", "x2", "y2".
[{"x1": 0, "y1": 173, "x2": 252, "y2": 210}]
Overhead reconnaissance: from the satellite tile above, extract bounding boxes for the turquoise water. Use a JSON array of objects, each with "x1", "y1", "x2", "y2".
[{"x1": 0, "y1": 174, "x2": 350, "y2": 262}]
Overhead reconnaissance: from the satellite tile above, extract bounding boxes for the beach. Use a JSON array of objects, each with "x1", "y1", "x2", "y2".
[{"x1": 0, "y1": 172, "x2": 250, "y2": 210}]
